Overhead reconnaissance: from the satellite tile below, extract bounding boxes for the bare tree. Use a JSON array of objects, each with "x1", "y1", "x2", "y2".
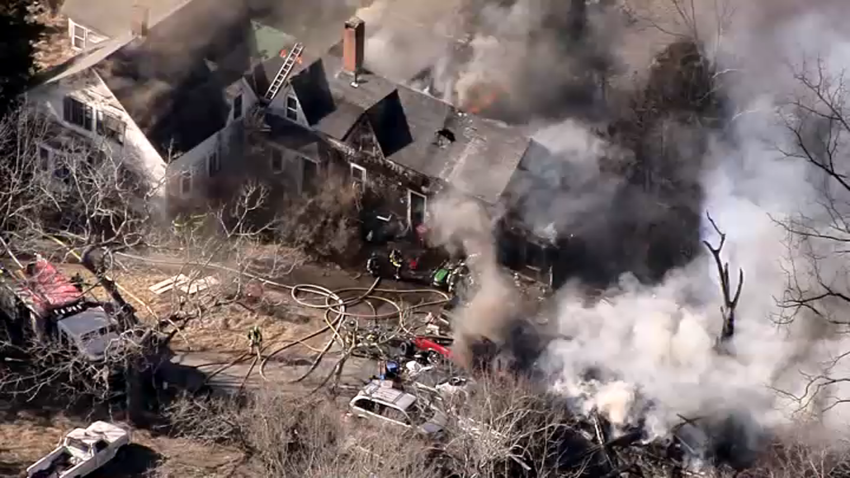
[
  {"x1": 702, "y1": 212, "x2": 743, "y2": 346},
  {"x1": 771, "y1": 54, "x2": 850, "y2": 416}
]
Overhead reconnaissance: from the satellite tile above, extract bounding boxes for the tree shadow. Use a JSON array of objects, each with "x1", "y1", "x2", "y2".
[{"x1": 90, "y1": 443, "x2": 161, "y2": 477}]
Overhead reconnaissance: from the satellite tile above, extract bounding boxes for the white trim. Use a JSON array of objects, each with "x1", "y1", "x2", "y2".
[
  {"x1": 407, "y1": 189, "x2": 427, "y2": 230},
  {"x1": 70, "y1": 21, "x2": 87, "y2": 50},
  {"x1": 179, "y1": 170, "x2": 193, "y2": 197},
  {"x1": 350, "y1": 162, "x2": 366, "y2": 185},
  {"x1": 285, "y1": 94, "x2": 299, "y2": 122}
]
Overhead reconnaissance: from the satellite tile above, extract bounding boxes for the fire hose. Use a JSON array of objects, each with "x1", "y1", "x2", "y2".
[{"x1": 109, "y1": 251, "x2": 451, "y2": 391}]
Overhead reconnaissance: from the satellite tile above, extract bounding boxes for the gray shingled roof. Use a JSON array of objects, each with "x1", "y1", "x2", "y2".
[
  {"x1": 61, "y1": 0, "x2": 190, "y2": 38},
  {"x1": 91, "y1": 0, "x2": 252, "y2": 158},
  {"x1": 284, "y1": 39, "x2": 532, "y2": 204}
]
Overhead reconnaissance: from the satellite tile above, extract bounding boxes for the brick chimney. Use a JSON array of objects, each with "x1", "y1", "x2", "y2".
[
  {"x1": 342, "y1": 17, "x2": 365, "y2": 77},
  {"x1": 132, "y1": 5, "x2": 150, "y2": 37}
]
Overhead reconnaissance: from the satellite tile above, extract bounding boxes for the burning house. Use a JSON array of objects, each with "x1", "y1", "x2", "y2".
[{"x1": 27, "y1": 0, "x2": 598, "y2": 287}]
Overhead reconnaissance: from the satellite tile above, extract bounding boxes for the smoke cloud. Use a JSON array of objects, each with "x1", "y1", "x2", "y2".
[
  {"x1": 408, "y1": 0, "x2": 850, "y2": 465},
  {"x1": 539, "y1": 0, "x2": 850, "y2": 456}
]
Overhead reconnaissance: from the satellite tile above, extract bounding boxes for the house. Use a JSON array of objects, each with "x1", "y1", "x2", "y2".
[
  {"x1": 28, "y1": 0, "x2": 266, "y2": 212},
  {"x1": 256, "y1": 17, "x2": 564, "y2": 285},
  {"x1": 32, "y1": 1, "x2": 573, "y2": 286}
]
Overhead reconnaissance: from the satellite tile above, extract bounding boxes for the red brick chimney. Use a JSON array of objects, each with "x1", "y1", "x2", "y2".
[{"x1": 342, "y1": 17, "x2": 365, "y2": 76}]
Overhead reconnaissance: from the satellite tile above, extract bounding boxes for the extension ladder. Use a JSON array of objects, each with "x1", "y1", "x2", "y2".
[{"x1": 264, "y1": 43, "x2": 304, "y2": 102}]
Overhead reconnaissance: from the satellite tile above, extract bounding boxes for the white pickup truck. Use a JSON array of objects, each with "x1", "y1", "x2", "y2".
[{"x1": 26, "y1": 421, "x2": 131, "y2": 478}]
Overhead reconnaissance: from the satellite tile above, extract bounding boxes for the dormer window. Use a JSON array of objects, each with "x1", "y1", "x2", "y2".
[{"x1": 285, "y1": 95, "x2": 299, "y2": 121}]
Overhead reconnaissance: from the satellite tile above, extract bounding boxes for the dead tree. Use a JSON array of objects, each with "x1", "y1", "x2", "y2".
[{"x1": 702, "y1": 212, "x2": 743, "y2": 346}]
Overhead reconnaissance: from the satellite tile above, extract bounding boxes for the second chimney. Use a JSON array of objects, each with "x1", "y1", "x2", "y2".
[
  {"x1": 342, "y1": 17, "x2": 365, "y2": 76},
  {"x1": 132, "y1": 5, "x2": 150, "y2": 37}
]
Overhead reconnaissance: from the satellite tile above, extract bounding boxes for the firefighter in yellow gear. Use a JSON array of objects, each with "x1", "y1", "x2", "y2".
[
  {"x1": 247, "y1": 325, "x2": 263, "y2": 352},
  {"x1": 388, "y1": 249, "x2": 403, "y2": 280}
]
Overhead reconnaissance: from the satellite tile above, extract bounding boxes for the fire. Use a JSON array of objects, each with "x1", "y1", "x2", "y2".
[
  {"x1": 279, "y1": 49, "x2": 303, "y2": 64},
  {"x1": 463, "y1": 82, "x2": 504, "y2": 115}
]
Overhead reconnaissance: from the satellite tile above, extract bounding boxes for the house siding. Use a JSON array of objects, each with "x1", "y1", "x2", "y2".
[{"x1": 27, "y1": 69, "x2": 167, "y2": 203}]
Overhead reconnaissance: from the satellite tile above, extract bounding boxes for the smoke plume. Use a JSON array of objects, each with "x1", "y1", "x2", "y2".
[
  {"x1": 427, "y1": 193, "x2": 521, "y2": 368},
  {"x1": 539, "y1": 0, "x2": 850, "y2": 456},
  {"x1": 409, "y1": 0, "x2": 850, "y2": 465}
]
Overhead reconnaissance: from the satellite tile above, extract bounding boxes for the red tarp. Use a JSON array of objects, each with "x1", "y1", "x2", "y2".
[
  {"x1": 20, "y1": 259, "x2": 82, "y2": 314},
  {"x1": 413, "y1": 337, "x2": 452, "y2": 359}
]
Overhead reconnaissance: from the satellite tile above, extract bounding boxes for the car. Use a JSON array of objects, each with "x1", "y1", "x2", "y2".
[
  {"x1": 26, "y1": 421, "x2": 131, "y2": 478},
  {"x1": 348, "y1": 380, "x2": 447, "y2": 436}
]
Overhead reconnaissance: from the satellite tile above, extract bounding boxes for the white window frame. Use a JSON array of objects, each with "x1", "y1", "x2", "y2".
[
  {"x1": 350, "y1": 162, "x2": 366, "y2": 186},
  {"x1": 207, "y1": 150, "x2": 221, "y2": 177},
  {"x1": 407, "y1": 190, "x2": 427, "y2": 230},
  {"x1": 285, "y1": 94, "x2": 299, "y2": 122},
  {"x1": 179, "y1": 170, "x2": 193, "y2": 197},
  {"x1": 71, "y1": 22, "x2": 87, "y2": 50}
]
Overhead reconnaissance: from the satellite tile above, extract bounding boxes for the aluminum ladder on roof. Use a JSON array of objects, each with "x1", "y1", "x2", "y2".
[{"x1": 264, "y1": 43, "x2": 304, "y2": 102}]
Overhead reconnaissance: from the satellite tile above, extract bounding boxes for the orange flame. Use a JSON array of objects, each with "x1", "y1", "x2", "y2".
[{"x1": 464, "y1": 83, "x2": 504, "y2": 115}]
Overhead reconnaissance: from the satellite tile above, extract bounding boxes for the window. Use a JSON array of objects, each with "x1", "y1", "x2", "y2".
[
  {"x1": 270, "y1": 148, "x2": 284, "y2": 173},
  {"x1": 350, "y1": 163, "x2": 366, "y2": 187},
  {"x1": 207, "y1": 151, "x2": 221, "y2": 176},
  {"x1": 96, "y1": 111, "x2": 125, "y2": 144},
  {"x1": 285, "y1": 95, "x2": 298, "y2": 121},
  {"x1": 353, "y1": 398, "x2": 376, "y2": 413},
  {"x1": 180, "y1": 170, "x2": 192, "y2": 196},
  {"x1": 233, "y1": 94, "x2": 243, "y2": 120},
  {"x1": 71, "y1": 23, "x2": 86, "y2": 50},
  {"x1": 408, "y1": 190, "x2": 427, "y2": 230},
  {"x1": 38, "y1": 144, "x2": 51, "y2": 168},
  {"x1": 302, "y1": 157, "x2": 317, "y2": 194},
  {"x1": 63, "y1": 96, "x2": 93, "y2": 130}
]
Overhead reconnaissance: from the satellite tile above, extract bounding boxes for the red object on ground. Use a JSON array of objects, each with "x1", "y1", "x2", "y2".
[
  {"x1": 20, "y1": 259, "x2": 83, "y2": 315},
  {"x1": 413, "y1": 337, "x2": 452, "y2": 359}
]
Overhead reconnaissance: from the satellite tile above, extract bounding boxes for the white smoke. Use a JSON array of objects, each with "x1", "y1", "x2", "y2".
[{"x1": 542, "y1": 2, "x2": 850, "y2": 447}]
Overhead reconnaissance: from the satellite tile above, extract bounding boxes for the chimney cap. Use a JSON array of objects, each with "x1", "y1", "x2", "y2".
[{"x1": 345, "y1": 16, "x2": 364, "y2": 28}]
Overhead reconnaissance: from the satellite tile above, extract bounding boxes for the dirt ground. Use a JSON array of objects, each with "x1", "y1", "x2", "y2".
[
  {"x1": 0, "y1": 249, "x2": 445, "y2": 476},
  {"x1": 0, "y1": 406, "x2": 248, "y2": 477}
]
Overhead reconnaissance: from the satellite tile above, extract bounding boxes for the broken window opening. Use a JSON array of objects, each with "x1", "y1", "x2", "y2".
[{"x1": 434, "y1": 128, "x2": 456, "y2": 148}]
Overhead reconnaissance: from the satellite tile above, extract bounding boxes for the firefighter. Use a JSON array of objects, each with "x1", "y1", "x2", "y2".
[
  {"x1": 388, "y1": 249, "x2": 403, "y2": 280},
  {"x1": 247, "y1": 325, "x2": 263, "y2": 353}
]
